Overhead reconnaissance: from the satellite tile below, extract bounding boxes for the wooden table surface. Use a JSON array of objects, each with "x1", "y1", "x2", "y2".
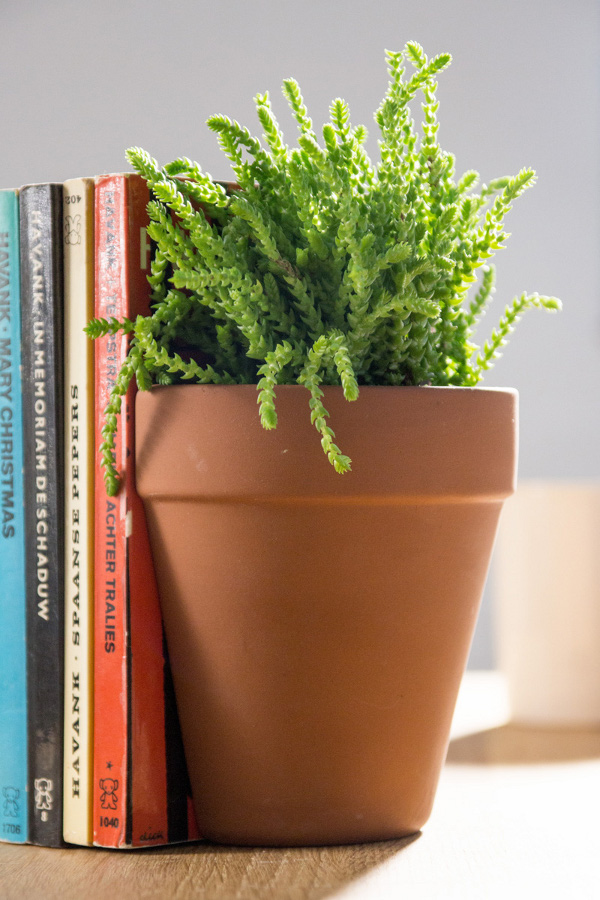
[{"x1": 2, "y1": 672, "x2": 599, "y2": 900}]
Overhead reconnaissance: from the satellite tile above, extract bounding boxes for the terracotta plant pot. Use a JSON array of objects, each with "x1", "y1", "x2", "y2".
[{"x1": 135, "y1": 384, "x2": 517, "y2": 846}]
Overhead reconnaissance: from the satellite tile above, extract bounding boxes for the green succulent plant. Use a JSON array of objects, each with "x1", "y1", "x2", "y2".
[{"x1": 86, "y1": 41, "x2": 561, "y2": 496}]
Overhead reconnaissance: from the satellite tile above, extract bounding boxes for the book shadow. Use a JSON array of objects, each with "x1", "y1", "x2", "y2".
[
  {"x1": 447, "y1": 722, "x2": 600, "y2": 765},
  {"x1": 138, "y1": 833, "x2": 419, "y2": 899}
]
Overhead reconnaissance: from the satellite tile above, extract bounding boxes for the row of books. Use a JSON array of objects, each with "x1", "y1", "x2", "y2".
[{"x1": 0, "y1": 175, "x2": 199, "y2": 848}]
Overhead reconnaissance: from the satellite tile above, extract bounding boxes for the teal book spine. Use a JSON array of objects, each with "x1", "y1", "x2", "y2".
[{"x1": 0, "y1": 189, "x2": 28, "y2": 844}]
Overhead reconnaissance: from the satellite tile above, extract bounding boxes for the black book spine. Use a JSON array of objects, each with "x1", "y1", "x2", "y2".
[{"x1": 19, "y1": 184, "x2": 65, "y2": 847}]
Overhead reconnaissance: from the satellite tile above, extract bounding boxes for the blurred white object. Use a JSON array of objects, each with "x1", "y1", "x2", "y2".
[{"x1": 494, "y1": 481, "x2": 600, "y2": 725}]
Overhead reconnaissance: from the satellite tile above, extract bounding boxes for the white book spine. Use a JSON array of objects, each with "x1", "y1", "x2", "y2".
[{"x1": 63, "y1": 177, "x2": 95, "y2": 845}]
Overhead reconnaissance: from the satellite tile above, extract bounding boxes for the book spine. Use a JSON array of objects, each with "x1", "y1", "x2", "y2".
[
  {"x1": 62, "y1": 178, "x2": 95, "y2": 845},
  {"x1": 124, "y1": 175, "x2": 170, "y2": 847},
  {"x1": 0, "y1": 190, "x2": 28, "y2": 845},
  {"x1": 92, "y1": 174, "x2": 131, "y2": 848},
  {"x1": 125, "y1": 177, "x2": 198, "y2": 847},
  {"x1": 19, "y1": 183, "x2": 65, "y2": 848}
]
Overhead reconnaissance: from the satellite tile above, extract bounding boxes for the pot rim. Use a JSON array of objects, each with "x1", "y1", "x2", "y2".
[
  {"x1": 142, "y1": 382, "x2": 517, "y2": 394},
  {"x1": 135, "y1": 382, "x2": 518, "y2": 503}
]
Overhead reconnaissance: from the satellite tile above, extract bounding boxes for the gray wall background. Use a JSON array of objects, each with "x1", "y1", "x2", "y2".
[{"x1": 2, "y1": 0, "x2": 598, "y2": 666}]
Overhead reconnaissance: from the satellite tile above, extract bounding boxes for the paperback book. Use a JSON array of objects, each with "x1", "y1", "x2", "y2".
[
  {"x1": 0, "y1": 188, "x2": 28, "y2": 845},
  {"x1": 62, "y1": 177, "x2": 95, "y2": 845},
  {"x1": 19, "y1": 182, "x2": 65, "y2": 848}
]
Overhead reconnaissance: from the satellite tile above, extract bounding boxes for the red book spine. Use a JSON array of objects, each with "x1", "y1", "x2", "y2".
[
  {"x1": 93, "y1": 173, "x2": 131, "y2": 847},
  {"x1": 93, "y1": 174, "x2": 199, "y2": 847}
]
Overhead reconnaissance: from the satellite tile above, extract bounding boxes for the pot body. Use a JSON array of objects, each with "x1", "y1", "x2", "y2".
[{"x1": 136, "y1": 384, "x2": 517, "y2": 846}]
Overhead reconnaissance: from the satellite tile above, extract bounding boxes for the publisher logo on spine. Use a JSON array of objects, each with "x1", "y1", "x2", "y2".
[
  {"x1": 64, "y1": 214, "x2": 82, "y2": 246},
  {"x1": 34, "y1": 778, "x2": 54, "y2": 822},
  {"x1": 99, "y1": 778, "x2": 119, "y2": 810},
  {"x1": 2, "y1": 786, "x2": 20, "y2": 818}
]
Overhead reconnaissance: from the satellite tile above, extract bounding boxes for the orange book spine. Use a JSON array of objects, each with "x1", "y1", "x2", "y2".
[{"x1": 93, "y1": 173, "x2": 136, "y2": 847}]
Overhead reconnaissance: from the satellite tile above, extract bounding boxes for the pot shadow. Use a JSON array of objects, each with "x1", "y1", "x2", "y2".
[
  {"x1": 446, "y1": 722, "x2": 600, "y2": 765},
  {"x1": 137, "y1": 834, "x2": 419, "y2": 899}
]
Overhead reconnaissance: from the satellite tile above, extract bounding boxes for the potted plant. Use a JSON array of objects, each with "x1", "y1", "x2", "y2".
[{"x1": 87, "y1": 42, "x2": 560, "y2": 846}]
